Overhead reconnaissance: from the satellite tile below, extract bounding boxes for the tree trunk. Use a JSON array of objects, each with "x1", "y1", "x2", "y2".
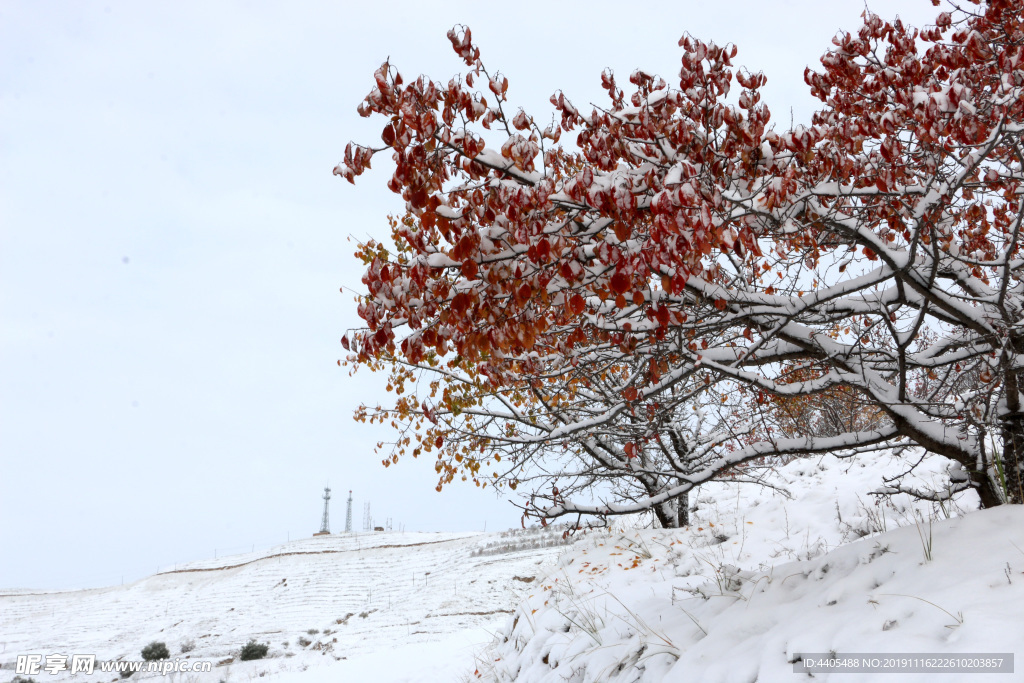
[
  {"x1": 976, "y1": 469, "x2": 1006, "y2": 509},
  {"x1": 1000, "y1": 412, "x2": 1024, "y2": 505},
  {"x1": 997, "y1": 341, "x2": 1024, "y2": 505},
  {"x1": 676, "y1": 491, "x2": 689, "y2": 527},
  {"x1": 652, "y1": 499, "x2": 675, "y2": 528},
  {"x1": 652, "y1": 493, "x2": 689, "y2": 528}
]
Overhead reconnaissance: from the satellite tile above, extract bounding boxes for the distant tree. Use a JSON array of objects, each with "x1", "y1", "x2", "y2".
[
  {"x1": 239, "y1": 640, "x2": 269, "y2": 661},
  {"x1": 140, "y1": 641, "x2": 169, "y2": 661},
  {"x1": 340, "y1": 1, "x2": 1024, "y2": 522},
  {"x1": 761, "y1": 362, "x2": 890, "y2": 440}
]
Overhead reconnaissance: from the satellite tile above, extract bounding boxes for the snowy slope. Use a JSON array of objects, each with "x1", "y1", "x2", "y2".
[
  {"x1": 0, "y1": 529, "x2": 569, "y2": 682},
  {"x1": 479, "y1": 450, "x2": 1024, "y2": 682},
  {"x1": 4, "y1": 450, "x2": 1023, "y2": 683}
]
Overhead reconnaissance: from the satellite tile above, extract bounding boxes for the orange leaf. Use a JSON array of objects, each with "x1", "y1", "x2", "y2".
[{"x1": 568, "y1": 293, "x2": 585, "y2": 315}]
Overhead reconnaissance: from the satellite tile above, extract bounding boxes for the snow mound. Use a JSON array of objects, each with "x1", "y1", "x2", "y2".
[{"x1": 478, "y1": 452, "x2": 1024, "y2": 682}]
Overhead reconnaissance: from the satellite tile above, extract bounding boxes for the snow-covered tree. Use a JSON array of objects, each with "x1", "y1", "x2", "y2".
[
  {"x1": 353, "y1": 333, "x2": 766, "y2": 527},
  {"x1": 339, "y1": 1, "x2": 1024, "y2": 520}
]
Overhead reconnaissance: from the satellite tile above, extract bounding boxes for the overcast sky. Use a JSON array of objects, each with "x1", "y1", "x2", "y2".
[{"x1": 0, "y1": 0, "x2": 943, "y2": 590}]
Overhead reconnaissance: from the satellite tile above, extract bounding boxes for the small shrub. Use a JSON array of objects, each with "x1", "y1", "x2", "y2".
[
  {"x1": 239, "y1": 639, "x2": 269, "y2": 661},
  {"x1": 119, "y1": 668, "x2": 134, "y2": 679},
  {"x1": 297, "y1": 636, "x2": 311, "y2": 647},
  {"x1": 13, "y1": 677, "x2": 39, "y2": 683},
  {"x1": 306, "y1": 629, "x2": 319, "y2": 635},
  {"x1": 141, "y1": 641, "x2": 170, "y2": 661},
  {"x1": 180, "y1": 638, "x2": 196, "y2": 654}
]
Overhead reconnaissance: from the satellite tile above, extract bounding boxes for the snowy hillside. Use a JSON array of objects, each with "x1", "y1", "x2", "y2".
[
  {"x1": 479, "y1": 451, "x2": 1024, "y2": 682},
  {"x1": 4, "y1": 450, "x2": 1023, "y2": 683},
  {"x1": 0, "y1": 529, "x2": 570, "y2": 682}
]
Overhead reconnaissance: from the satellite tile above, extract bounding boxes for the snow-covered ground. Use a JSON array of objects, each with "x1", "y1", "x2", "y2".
[
  {"x1": 0, "y1": 529, "x2": 569, "y2": 682},
  {"x1": 4, "y1": 450, "x2": 1023, "y2": 682},
  {"x1": 481, "y1": 450, "x2": 1024, "y2": 682}
]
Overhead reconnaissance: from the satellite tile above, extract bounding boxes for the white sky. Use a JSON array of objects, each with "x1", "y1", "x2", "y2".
[{"x1": 0, "y1": 0, "x2": 942, "y2": 590}]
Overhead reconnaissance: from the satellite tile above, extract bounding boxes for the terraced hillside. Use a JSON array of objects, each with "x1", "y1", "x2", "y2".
[{"x1": 0, "y1": 528, "x2": 570, "y2": 681}]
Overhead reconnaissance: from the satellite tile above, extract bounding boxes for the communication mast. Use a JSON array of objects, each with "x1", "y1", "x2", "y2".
[
  {"x1": 362, "y1": 502, "x2": 372, "y2": 532},
  {"x1": 344, "y1": 490, "x2": 353, "y2": 533},
  {"x1": 316, "y1": 486, "x2": 331, "y2": 535}
]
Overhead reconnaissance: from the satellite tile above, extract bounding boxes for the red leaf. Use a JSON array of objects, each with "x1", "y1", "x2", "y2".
[
  {"x1": 610, "y1": 271, "x2": 630, "y2": 294},
  {"x1": 450, "y1": 292, "x2": 471, "y2": 315},
  {"x1": 537, "y1": 239, "x2": 551, "y2": 261},
  {"x1": 517, "y1": 283, "x2": 532, "y2": 304}
]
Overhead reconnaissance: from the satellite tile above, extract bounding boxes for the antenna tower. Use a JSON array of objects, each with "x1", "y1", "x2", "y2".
[
  {"x1": 344, "y1": 490, "x2": 353, "y2": 533},
  {"x1": 319, "y1": 486, "x2": 331, "y2": 534},
  {"x1": 363, "y1": 502, "x2": 372, "y2": 532}
]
